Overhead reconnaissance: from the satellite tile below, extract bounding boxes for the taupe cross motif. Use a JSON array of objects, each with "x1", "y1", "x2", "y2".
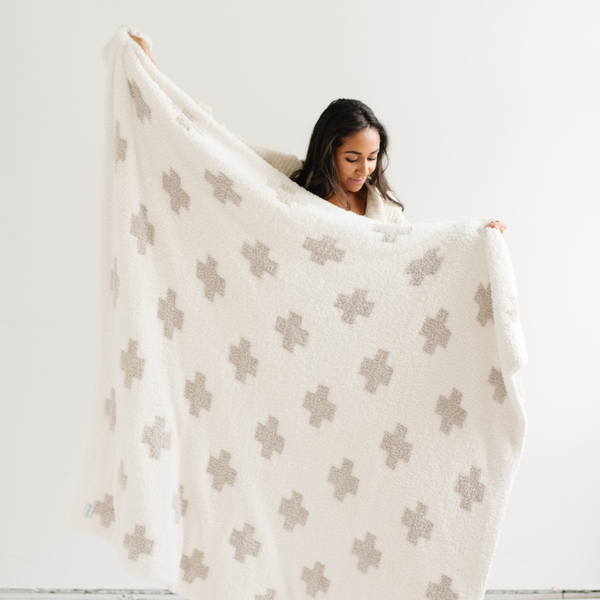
[
  {"x1": 371, "y1": 222, "x2": 401, "y2": 243},
  {"x1": 118, "y1": 459, "x2": 128, "y2": 490},
  {"x1": 275, "y1": 311, "x2": 309, "y2": 352},
  {"x1": 196, "y1": 255, "x2": 226, "y2": 301},
  {"x1": 329, "y1": 458, "x2": 359, "y2": 501},
  {"x1": 105, "y1": 387, "x2": 116, "y2": 431},
  {"x1": 242, "y1": 240, "x2": 279, "y2": 278},
  {"x1": 130, "y1": 204, "x2": 155, "y2": 255},
  {"x1": 229, "y1": 337, "x2": 258, "y2": 382},
  {"x1": 111, "y1": 257, "x2": 120, "y2": 307},
  {"x1": 176, "y1": 107, "x2": 203, "y2": 134},
  {"x1": 181, "y1": 107, "x2": 199, "y2": 123},
  {"x1": 279, "y1": 490, "x2": 309, "y2": 531},
  {"x1": 301, "y1": 561, "x2": 330, "y2": 597},
  {"x1": 255, "y1": 589, "x2": 277, "y2": 600},
  {"x1": 302, "y1": 235, "x2": 346, "y2": 265},
  {"x1": 163, "y1": 167, "x2": 190, "y2": 213},
  {"x1": 115, "y1": 120, "x2": 127, "y2": 164},
  {"x1": 175, "y1": 113, "x2": 193, "y2": 132},
  {"x1": 229, "y1": 522, "x2": 261, "y2": 562},
  {"x1": 127, "y1": 79, "x2": 152, "y2": 123},
  {"x1": 267, "y1": 179, "x2": 301, "y2": 206},
  {"x1": 207, "y1": 449, "x2": 237, "y2": 491},
  {"x1": 402, "y1": 501, "x2": 433, "y2": 545},
  {"x1": 142, "y1": 416, "x2": 171, "y2": 459},
  {"x1": 255, "y1": 416, "x2": 285, "y2": 459},
  {"x1": 426, "y1": 574, "x2": 459, "y2": 600},
  {"x1": 455, "y1": 466, "x2": 486, "y2": 511},
  {"x1": 172, "y1": 483, "x2": 188, "y2": 524},
  {"x1": 435, "y1": 388, "x2": 467, "y2": 434},
  {"x1": 123, "y1": 524, "x2": 154, "y2": 561},
  {"x1": 352, "y1": 531, "x2": 382, "y2": 572},
  {"x1": 93, "y1": 493, "x2": 115, "y2": 528},
  {"x1": 405, "y1": 247, "x2": 444, "y2": 285},
  {"x1": 420, "y1": 308, "x2": 452, "y2": 354},
  {"x1": 333, "y1": 288, "x2": 374, "y2": 324},
  {"x1": 204, "y1": 169, "x2": 242, "y2": 205},
  {"x1": 488, "y1": 366, "x2": 507, "y2": 403},
  {"x1": 157, "y1": 288, "x2": 183, "y2": 338},
  {"x1": 303, "y1": 384, "x2": 336, "y2": 428},
  {"x1": 359, "y1": 349, "x2": 394, "y2": 394},
  {"x1": 381, "y1": 422, "x2": 412, "y2": 469},
  {"x1": 120, "y1": 338, "x2": 145, "y2": 388},
  {"x1": 180, "y1": 548, "x2": 209, "y2": 582},
  {"x1": 475, "y1": 282, "x2": 494, "y2": 326},
  {"x1": 184, "y1": 371, "x2": 213, "y2": 417},
  {"x1": 507, "y1": 295, "x2": 520, "y2": 322}
]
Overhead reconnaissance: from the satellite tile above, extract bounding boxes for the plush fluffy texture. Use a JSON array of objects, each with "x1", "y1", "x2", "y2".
[{"x1": 66, "y1": 25, "x2": 528, "y2": 600}]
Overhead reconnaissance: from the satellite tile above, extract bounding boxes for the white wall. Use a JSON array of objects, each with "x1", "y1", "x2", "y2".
[{"x1": 1, "y1": 0, "x2": 598, "y2": 591}]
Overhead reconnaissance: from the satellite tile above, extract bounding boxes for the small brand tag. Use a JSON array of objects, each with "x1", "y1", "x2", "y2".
[{"x1": 84, "y1": 503, "x2": 95, "y2": 517}]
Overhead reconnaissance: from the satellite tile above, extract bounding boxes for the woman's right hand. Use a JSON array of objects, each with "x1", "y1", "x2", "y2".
[{"x1": 128, "y1": 34, "x2": 159, "y2": 69}]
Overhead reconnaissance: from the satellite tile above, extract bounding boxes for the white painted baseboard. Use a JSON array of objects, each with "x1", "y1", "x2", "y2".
[{"x1": 1, "y1": 589, "x2": 600, "y2": 599}]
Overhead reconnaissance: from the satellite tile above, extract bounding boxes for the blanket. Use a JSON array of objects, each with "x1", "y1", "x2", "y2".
[{"x1": 66, "y1": 24, "x2": 528, "y2": 600}]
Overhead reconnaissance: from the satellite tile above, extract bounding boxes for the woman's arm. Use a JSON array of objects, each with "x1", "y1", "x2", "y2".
[
  {"x1": 390, "y1": 207, "x2": 410, "y2": 225},
  {"x1": 486, "y1": 221, "x2": 506, "y2": 233},
  {"x1": 230, "y1": 132, "x2": 303, "y2": 178},
  {"x1": 128, "y1": 34, "x2": 159, "y2": 69}
]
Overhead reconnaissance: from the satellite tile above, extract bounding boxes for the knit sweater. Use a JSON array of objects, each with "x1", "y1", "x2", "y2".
[{"x1": 195, "y1": 100, "x2": 409, "y2": 225}]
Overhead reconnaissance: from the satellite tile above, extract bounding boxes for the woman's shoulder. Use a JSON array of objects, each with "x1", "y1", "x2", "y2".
[{"x1": 372, "y1": 186, "x2": 409, "y2": 225}]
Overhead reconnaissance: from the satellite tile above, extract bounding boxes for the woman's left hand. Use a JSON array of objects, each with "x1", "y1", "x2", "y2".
[{"x1": 486, "y1": 220, "x2": 506, "y2": 234}]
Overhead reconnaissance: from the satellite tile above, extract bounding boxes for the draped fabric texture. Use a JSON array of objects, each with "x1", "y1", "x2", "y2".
[{"x1": 66, "y1": 25, "x2": 529, "y2": 600}]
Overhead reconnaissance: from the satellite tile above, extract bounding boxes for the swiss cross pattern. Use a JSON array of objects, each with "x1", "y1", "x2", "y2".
[{"x1": 95, "y1": 70, "x2": 518, "y2": 599}]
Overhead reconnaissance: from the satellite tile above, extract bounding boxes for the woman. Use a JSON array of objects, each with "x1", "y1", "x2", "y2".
[{"x1": 128, "y1": 34, "x2": 506, "y2": 233}]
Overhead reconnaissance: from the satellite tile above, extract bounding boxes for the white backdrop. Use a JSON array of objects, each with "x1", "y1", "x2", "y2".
[{"x1": 1, "y1": 0, "x2": 599, "y2": 591}]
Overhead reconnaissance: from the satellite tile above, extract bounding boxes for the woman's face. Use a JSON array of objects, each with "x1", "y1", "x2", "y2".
[{"x1": 334, "y1": 127, "x2": 380, "y2": 194}]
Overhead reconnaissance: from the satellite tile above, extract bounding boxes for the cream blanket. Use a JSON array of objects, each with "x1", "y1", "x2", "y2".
[{"x1": 66, "y1": 25, "x2": 528, "y2": 600}]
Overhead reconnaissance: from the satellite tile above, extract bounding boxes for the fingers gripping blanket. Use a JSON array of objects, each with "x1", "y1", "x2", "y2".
[{"x1": 66, "y1": 25, "x2": 528, "y2": 600}]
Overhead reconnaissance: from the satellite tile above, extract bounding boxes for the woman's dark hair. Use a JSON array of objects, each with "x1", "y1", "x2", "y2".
[{"x1": 290, "y1": 98, "x2": 405, "y2": 212}]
